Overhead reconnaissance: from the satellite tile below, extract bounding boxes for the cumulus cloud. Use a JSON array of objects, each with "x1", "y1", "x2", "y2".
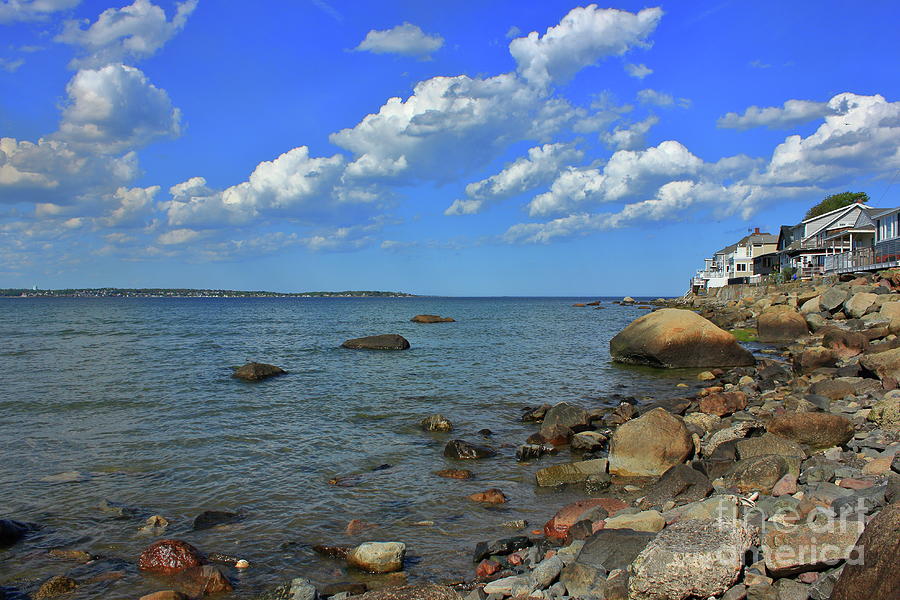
[
  {"x1": 637, "y1": 88, "x2": 691, "y2": 108},
  {"x1": 56, "y1": 0, "x2": 198, "y2": 68},
  {"x1": 445, "y1": 142, "x2": 583, "y2": 215},
  {"x1": 0, "y1": 0, "x2": 79, "y2": 24},
  {"x1": 54, "y1": 63, "x2": 181, "y2": 154},
  {"x1": 354, "y1": 22, "x2": 444, "y2": 59},
  {"x1": 331, "y1": 73, "x2": 576, "y2": 182},
  {"x1": 624, "y1": 62, "x2": 652, "y2": 79},
  {"x1": 717, "y1": 98, "x2": 835, "y2": 130},
  {"x1": 509, "y1": 5, "x2": 662, "y2": 88},
  {"x1": 163, "y1": 146, "x2": 357, "y2": 227},
  {"x1": 100, "y1": 185, "x2": 159, "y2": 227},
  {"x1": 526, "y1": 140, "x2": 704, "y2": 217},
  {"x1": 602, "y1": 115, "x2": 659, "y2": 150}
]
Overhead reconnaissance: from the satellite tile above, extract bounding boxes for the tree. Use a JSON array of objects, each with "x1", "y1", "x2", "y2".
[{"x1": 804, "y1": 191, "x2": 869, "y2": 219}]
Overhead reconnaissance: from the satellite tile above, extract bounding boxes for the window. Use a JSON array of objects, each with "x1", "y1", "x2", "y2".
[{"x1": 736, "y1": 263, "x2": 747, "y2": 272}]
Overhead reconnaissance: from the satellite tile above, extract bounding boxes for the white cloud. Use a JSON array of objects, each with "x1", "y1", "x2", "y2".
[
  {"x1": 164, "y1": 146, "x2": 356, "y2": 227},
  {"x1": 56, "y1": 0, "x2": 198, "y2": 68},
  {"x1": 602, "y1": 115, "x2": 659, "y2": 150},
  {"x1": 637, "y1": 88, "x2": 691, "y2": 108},
  {"x1": 100, "y1": 185, "x2": 159, "y2": 227},
  {"x1": 445, "y1": 142, "x2": 583, "y2": 215},
  {"x1": 331, "y1": 73, "x2": 576, "y2": 182},
  {"x1": 717, "y1": 98, "x2": 834, "y2": 130},
  {"x1": 505, "y1": 25, "x2": 520, "y2": 39},
  {"x1": 354, "y1": 22, "x2": 444, "y2": 59},
  {"x1": 0, "y1": 0, "x2": 79, "y2": 24},
  {"x1": 509, "y1": 5, "x2": 662, "y2": 88},
  {"x1": 625, "y1": 62, "x2": 652, "y2": 79},
  {"x1": 54, "y1": 63, "x2": 181, "y2": 154},
  {"x1": 527, "y1": 140, "x2": 705, "y2": 217},
  {"x1": 0, "y1": 136, "x2": 138, "y2": 203},
  {"x1": 157, "y1": 227, "x2": 199, "y2": 245},
  {"x1": 0, "y1": 57, "x2": 25, "y2": 72},
  {"x1": 757, "y1": 93, "x2": 900, "y2": 186}
]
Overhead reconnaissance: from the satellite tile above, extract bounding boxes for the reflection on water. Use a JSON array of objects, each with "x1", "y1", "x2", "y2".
[{"x1": 0, "y1": 297, "x2": 702, "y2": 598}]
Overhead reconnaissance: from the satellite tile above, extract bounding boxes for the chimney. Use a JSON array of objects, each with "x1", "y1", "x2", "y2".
[{"x1": 753, "y1": 227, "x2": 760, "y2": 234}]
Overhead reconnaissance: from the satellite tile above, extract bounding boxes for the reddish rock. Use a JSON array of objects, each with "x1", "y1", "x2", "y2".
[
  {"x1": 346, "y1": 519, "x2": 378, "y2": 535},
  {"x1": 771, "y1": 473, "x2": 798, "y2": 496},
  {"x1": 838, "y1": 478, "x2": 874, "y2": 490},
  {"x1": 139, "y1": 592, "x2": 188, "y2": 600},
  {"x1": 508, "y1": 552, "x2": 524, "y2": 566},
  {"x1": 173, "y1": 565, "x2": 233, "y2": 597},
  {"x1": 700, "y1": 391, "x2": 748, "y2": 417},
  {"x1": 468, "y1": 488, "x2": 507, "y2": 504},
  {"x1": 138, "y1": 540, "x2": 203, "y2": 574},
  {"x1": 411, "y1": 314, "x2": 455, "y2": 323},
  {"x1": 527, "y1": 424, "x2": 573, "y2": 446},
  {"x1": 822, "y1": 328, "x2": 869, "y2": 359},
  {"x1": 798, "y1": 572, "x2": 818, "y2": 584},
  {"x1": 766, "y1": 412, "x2": 854, "y2": 450},
  {"x1": 758, "y1": 307, "x2": 809, "y2": 342},
  {"x1": 543, "y1": 498, "x2": 627, "y2": 540},
  {"x1": 475, "y1": 559, "x2": 500, "y2": 577},
  {"x1": 434, "y1": 469, "x2": 472, "y2": 479}
]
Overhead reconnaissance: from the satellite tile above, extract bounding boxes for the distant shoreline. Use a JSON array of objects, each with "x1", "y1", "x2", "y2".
[{"x1": 0, "y1": 288, "x2": 416, "y2": 299}]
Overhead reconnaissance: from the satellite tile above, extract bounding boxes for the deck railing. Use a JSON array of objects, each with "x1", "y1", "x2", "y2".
[{"x1": 824, "y1": 248, "x2": 875, "y2": 273}]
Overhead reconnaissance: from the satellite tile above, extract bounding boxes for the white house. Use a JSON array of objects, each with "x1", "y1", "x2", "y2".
[{"x1": 692, "y1": 229, "x2": 778, "y2": 291}]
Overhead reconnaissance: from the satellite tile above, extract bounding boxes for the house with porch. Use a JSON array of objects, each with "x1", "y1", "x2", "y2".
[{"x1": 692, "y1": 229, "x2": 778, "y2": 291}]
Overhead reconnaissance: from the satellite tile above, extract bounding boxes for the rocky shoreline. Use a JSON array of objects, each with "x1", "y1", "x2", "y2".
[{"x1": 2, "y1": 281, "x2": 899, "y2": 599}]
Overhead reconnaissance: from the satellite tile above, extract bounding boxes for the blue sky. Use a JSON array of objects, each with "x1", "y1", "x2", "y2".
[{"x1": 1, "y1": 0, "x2": 899, "y2": 295}]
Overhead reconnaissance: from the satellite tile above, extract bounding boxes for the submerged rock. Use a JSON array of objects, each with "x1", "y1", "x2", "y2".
[
  {"x1": 232, "y1": 362, "x2": 286, "y2": 381},
  {"x1": 341, "y1": 334, "x2": 410, "y2": 350},
  {"x1": 34, "y1": 576, "x2": 78, "y2": 599},
  {"x1": 420, "y1": 414, "x2": 453, "y2": 432},
  {"x1": 610, "y1": 308, "x2": 755, "y2": 368},
  {"x1": 192, "y1": 510, "x2": 240, "y2": 531},
  {"x1": 0, "y1": 519, "x2": 36, "y2": 547}
]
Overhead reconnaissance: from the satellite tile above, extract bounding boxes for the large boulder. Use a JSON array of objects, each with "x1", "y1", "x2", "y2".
[
  {"x1": 766, "y1": 412, "x2": 854, "y2": 450},
  {"x1": 138, "y1": 539, "x2": 204, "y2": 574},
  {"x1": 793, "y1": 346, "x2": 838, "y2": 372},
  {"x1": 822, "y1": 328, "x2": 869, "y2": 360},
  {"x1": 820, "y1": 287, "x2": 850, "y2": 312},
  {"x1": 757, "y1": 307, "x2": 809, "y2": 343},
  {"x1": 628, "y1": 519, "x2": 757, "y2": 600},
  {"x1": 232, "y1": 362, "x2": 286, "y2": 381},
  {"x1": 844, "y1": 292, "x2": 878, "y2": 318},
  {"x1": 610, "y1": 309, "x2": 755, "y2": 368},
  {"x1": 860, "y1": 347, "x2": 900, "y2": 383},
  {"x1": 713, "y1": 455, "x2": 801, "y2": 494},
  {"x1": 341, "y1": 334, "x2": 410, "y2": 350},
  {"x1": 831, "y1": 501, "x2": 900, "y2": 600},
  {"x1": 609, "y1": 408, "x2": 693, "y2": 477}
]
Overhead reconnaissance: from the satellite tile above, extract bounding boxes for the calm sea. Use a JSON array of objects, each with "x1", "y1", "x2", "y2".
[{"x1": 0, "y1": 296, "x2": 702, "y2": 598}]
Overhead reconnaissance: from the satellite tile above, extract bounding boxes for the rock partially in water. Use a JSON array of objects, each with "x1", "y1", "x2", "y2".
[
  {"x1": 172, "y1": 565, "x2": 233, "y2": 597},
  {"x1": 98, "y1": 498, "x2": 138, "y2": 519},
  {"x1": 138, "y1": 515, "x2": 170, "y2": 536},
  {"x1": 341, "y1": 334, "x2": 410, "y2": 350},
  {"x1": 139, "y1": 592, "x2": 188, "y2": 600},
  {"x1": 472, "y1": 536, "x2": 532, "y2": 562},
  {"x1": 608, "y1": 408, "x2": 693, "y2": 477},
  {"x1": 410, "y1": 315, "x2": 455, "y2": 323},
  {"x1": 347, "y1": 542, "x2": 406, "y2": 573},
  {"x1": 468, "y1": 488, "x2": 507, "y2": 504},
  {"x1": 48, "y1": 548, "x2": 94, "y2": 562},
  {"x1": 420, "y1": 414, "x2": 453, "y2": 432},
  {"x1": 535, "y1": 459, "x2": 607, "y2": 487},
  {"x1": 541, "y1": 401, "x2": 591, "y2": 432},
  {"x1": 138, "y1": 539, "x2": 204, "y2": 574},
  {"x1": 192, "y1": 510, "x2": 241, "y2": 531},
  {"x1": 0, "y1": 518, "x2": 36, "y2": 547},
  {"x1": 443, "y1": 439, "x2": 495, "y2": 460},
  {"x1": 610, "y1": 308, "x2": 755, "y2": 368},
  {"x1": 34, "y1": 576, "x2": 78, "y2": 599},
  {"x1": 543, "y1": 498, "x2": 626, "y2": 541},
  {"x1": 232, "y1": 362, "x2": 286, "y2": 381}
]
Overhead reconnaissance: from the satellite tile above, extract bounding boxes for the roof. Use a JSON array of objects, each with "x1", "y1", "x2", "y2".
[{"x1": 800, "y1": 201, "x2": 874, "y2": 225}]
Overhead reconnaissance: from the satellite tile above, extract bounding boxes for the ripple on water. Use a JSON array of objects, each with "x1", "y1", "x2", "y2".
[{"x1": 0, "y1": 297, "x2": 705, "y2": 598}]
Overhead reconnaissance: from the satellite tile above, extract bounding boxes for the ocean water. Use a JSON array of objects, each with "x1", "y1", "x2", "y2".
[{"x1": 0, "y1": 297, "x2": 703, "y2": 598}]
